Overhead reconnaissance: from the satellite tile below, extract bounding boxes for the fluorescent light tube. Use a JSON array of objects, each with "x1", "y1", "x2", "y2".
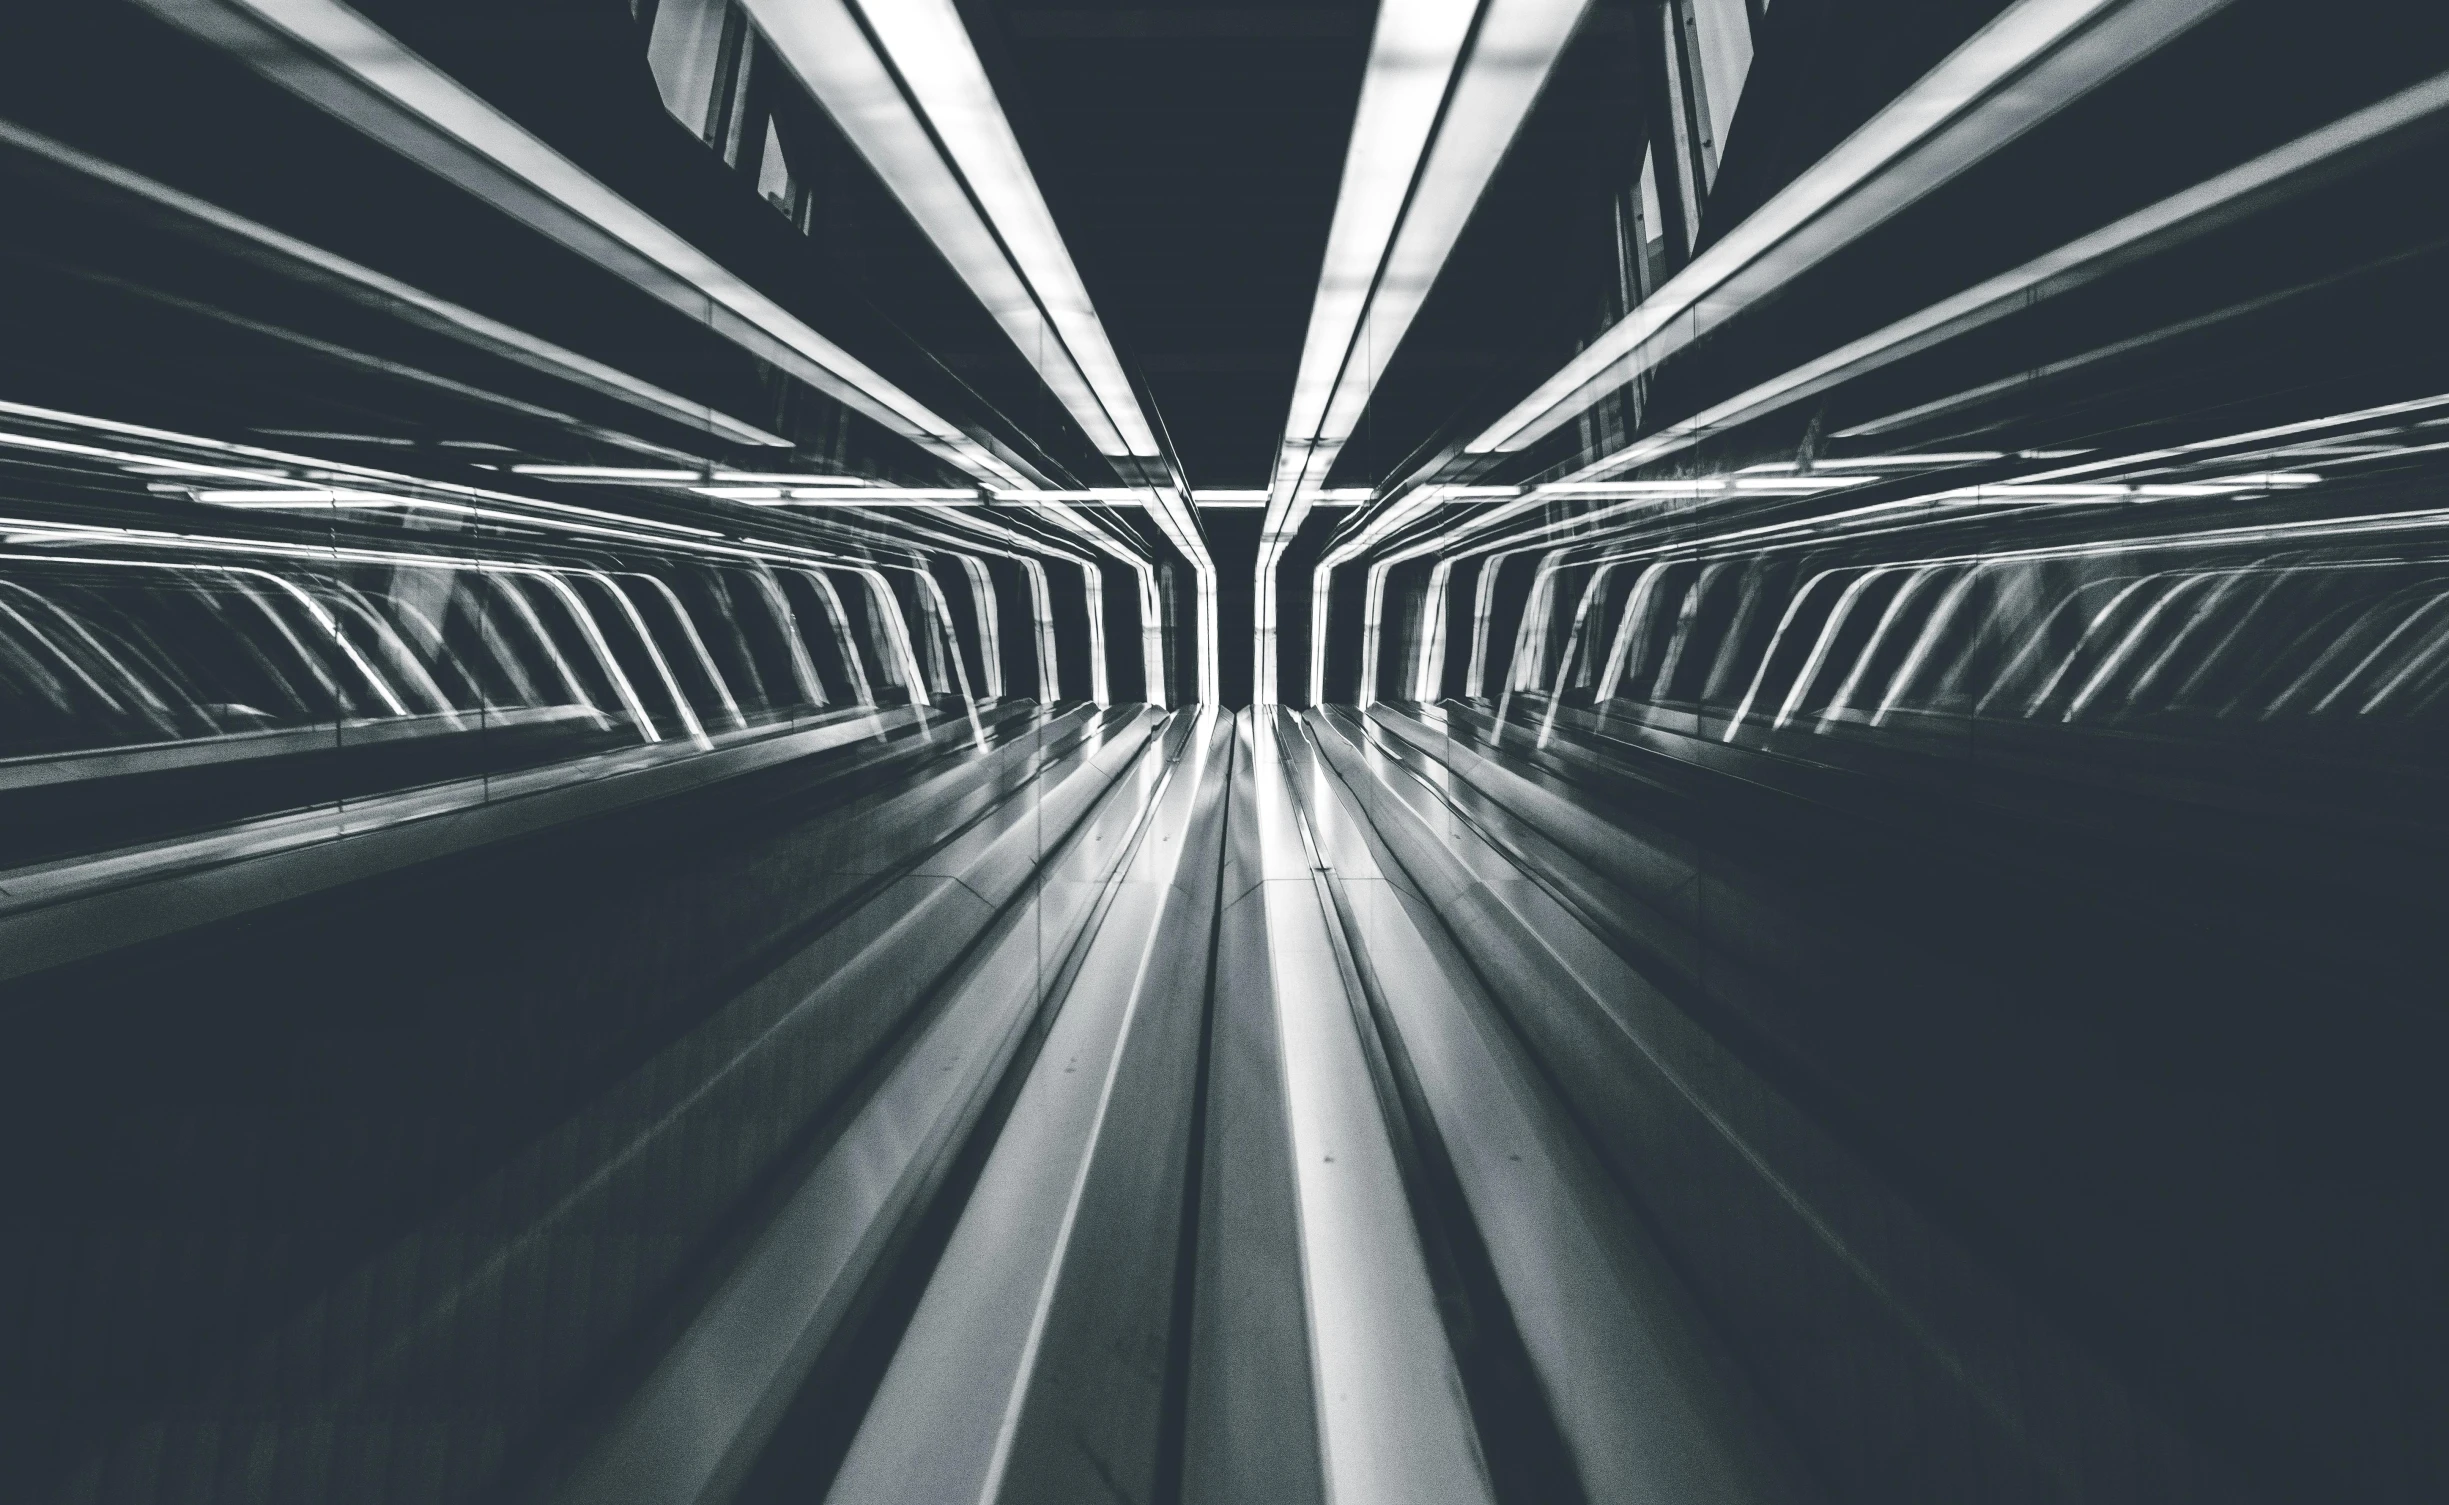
[
  {"x1": 143, "y1": 0, "x2": 1022, "y2": 486},
  {"x1": 1471, "y1": 0, "x2": 2233, "y2": 454},
  {"x1": 513, "y1": 466, "x2": 702, "y2": 479},
  {"x1": 741, "y1": 0, "x2": 1153, "y2": 459},
  {"x1": 1258, "y1": 0, "x2": 1592, "y2": 702}
]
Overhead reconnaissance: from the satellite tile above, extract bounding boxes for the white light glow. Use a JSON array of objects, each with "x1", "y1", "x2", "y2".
[
  {"x1": 1733, "y1": 475, "x2": 1881, "y2": 490},
  {"x1": 513, "y1": 465, "x2": 701, "y2": 480},
  {"x1": 1258, "y1": 0, "x2": 1593, "y2": 702},
  {"x1": 1523, "y1": 75, "x2": 2449, "y2": 508},
  {"x1": 0, "y1": 404, "x2": 1102, "y2": 738},
  {"x1": 1299, "y1": 0, "x2": 1596, "y2": 480},
  {"x1": 714, "y1": 473, "x2": 869, "y2": 485},
  {"x1": 696, "y1": 486, "x2": 981, "y2": 504},
  {"x1": 739, "y1": 0, "x2": 1220, "y2": 698},
  {"x1": 851, "y1": 0, "x2": 1158, "y2": 458},
  {"x1": 1743, "y1": 453, "x2": 2004, "y2": 471},
  {"x1": 1275, "y1": 0, "x2": 1484, "y2": 506},
  {"x1": 1470, "y1": 0, "x2": 2233, "y2": 454},
  {"x1": 741, "y1": 0, "x2": 1155, "y2": 459},
  {"x1": 0, "y1": 121, "x2": 791, "y2": 452},
  {"x1": 1540, "y1": 480, "x2": 1725, "y2": 495},
  {"x1": 184, "y1": 485, "x2": 506, "y2": 519},
  {"x1": 1822, "y1": 452, "x2": 2007, "y2": 466},
  {"x1": 989, "y1": 488, "x2": 1148, "y2": 503},
  {"x1": 154, "y1": 0, "x2": 1023, "y2": 486}
]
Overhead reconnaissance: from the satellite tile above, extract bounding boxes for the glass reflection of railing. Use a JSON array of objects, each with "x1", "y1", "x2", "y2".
[
  {"x1": 1591, "y1": 541, "x2": 2449, "y2": 745},
  {"x1": 0, "y1": 401, "x2": 976, "y2": 872},
  {"x1": 1487, "y1": 420, "x2": 2449, "y2": 803}
]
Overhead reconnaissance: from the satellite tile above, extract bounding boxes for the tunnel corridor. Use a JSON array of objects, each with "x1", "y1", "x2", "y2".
[{"x1": 2, "y1": 0, "x2": 2446, "y2": 1500}]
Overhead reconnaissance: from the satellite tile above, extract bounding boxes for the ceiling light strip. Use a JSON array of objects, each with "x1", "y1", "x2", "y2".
[
  {"x1": 10, "y1": 400, "x2": 1124, "y2": 709},
  {"x1": 833, "y1": 0, "x2": 1159, "y2": 459},
  {"x1": 1258, "y1": 0, "x2": 1591, "y2": 702},
  {"x1": 1390, "y1": 67, "x2": 2449, "y2": 583},
  {"x1": 741, "y1": 0, "x2": 1155, "y2": 460},
  {"x1": 1469, "y1": 0, "x2": 2232, "y2": 455},
  {"x1": 1556, "y1": 69, "x2": 2449, "y2": 482},
  {"x1": 1304, "y1": 0, "x2": 1594, "y2": 470},
  {"x1": 143, "y1": 0, "x2": 1021, "y2": 485},
  {"x1": 1276, "y1": 0, "x2": 1485, "y2": 488},
  {"x1": 1256, "y1": 0, "x2": 1483, "y2": 702}
]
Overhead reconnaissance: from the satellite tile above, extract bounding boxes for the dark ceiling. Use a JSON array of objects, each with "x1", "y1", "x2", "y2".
[{"x1": 966, "y1": 2, "x2": 1378, "y2": 488}]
